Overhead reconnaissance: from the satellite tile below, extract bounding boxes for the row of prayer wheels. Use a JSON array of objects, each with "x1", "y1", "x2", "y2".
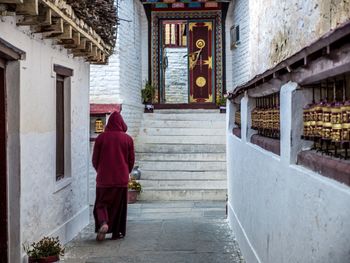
[
  {"x1": 251, "y1": 93, "x2": 280, "y2": 139},
  {"x1": 303, "y1": 101, "x2": 350, "y2": 143}
]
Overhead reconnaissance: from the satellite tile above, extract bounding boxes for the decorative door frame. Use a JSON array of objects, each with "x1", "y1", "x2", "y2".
[{"x1": 151, "y1": 10, "x2": 223, "y2": 104}]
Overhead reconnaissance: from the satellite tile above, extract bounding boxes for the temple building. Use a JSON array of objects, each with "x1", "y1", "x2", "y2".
[{"x1": 0, "y1": 1, "x2": 117, "y2": 262}]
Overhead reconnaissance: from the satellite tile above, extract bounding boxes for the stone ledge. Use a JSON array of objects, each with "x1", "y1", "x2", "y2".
[
  {"x1": 297, "y1": 150, "x2": 350, "y2": 187},
  {"x1": 250, "y1": 134, "x2": 280, "y2": 156}
]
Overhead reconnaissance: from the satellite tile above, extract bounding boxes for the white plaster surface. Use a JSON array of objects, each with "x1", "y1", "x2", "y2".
[
  {"x1": 0, "y1": 16, "x2": 90, "y2": 261},
  {"x1": 225, "y1": 0, "x2": 251, "y2": 91},
  {"x1": 90, "y1": 0, "x2": 147, "y2": 137},
  {"x1": 249, "y1": 0, "x2": 350, "y2": 77},
  {"x1": 226, "y1": 83, "x2": 350, "y2": 263}
]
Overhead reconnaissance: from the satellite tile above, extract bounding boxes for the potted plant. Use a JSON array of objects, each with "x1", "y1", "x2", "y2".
[
  {"x1": 141, "y1": 81, "x2": 155, "y2": 113},
  {"x1": 218, "y1": 95, "x2": 227, "y2": 113},
  {"x1": 23, "y1": 236, "x2": 64, "y2": 263},
  {"x1": 128, "y1": 178, "x2": 142, "y2": 204}
]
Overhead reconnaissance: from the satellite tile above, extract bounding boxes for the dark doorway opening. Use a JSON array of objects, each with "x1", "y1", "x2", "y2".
[{"x1": 0, "y1": 58, "x2": 8, "y2": 263}]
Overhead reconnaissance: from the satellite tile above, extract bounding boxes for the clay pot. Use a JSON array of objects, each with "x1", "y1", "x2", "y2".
[{"x1": 128, "y1": 190, "x2": 138, "y2": 204}]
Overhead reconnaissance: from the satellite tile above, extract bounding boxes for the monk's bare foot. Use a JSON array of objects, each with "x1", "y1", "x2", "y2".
[{"x1": 96, "y1": 223, "x2": 108, "y2": 241}]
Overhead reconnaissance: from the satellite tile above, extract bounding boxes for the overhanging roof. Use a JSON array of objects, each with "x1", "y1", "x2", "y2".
[{"x1": 0, "y1": 0, "x2": 116, "y2": 64}]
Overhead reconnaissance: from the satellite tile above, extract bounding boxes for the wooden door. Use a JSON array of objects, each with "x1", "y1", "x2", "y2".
[
  {"x1": 188, "y1": 21, "x2": 214, "y2": 103},
  {"x1": 0, "y1": 59, "x2": 8, "y2": 262}
]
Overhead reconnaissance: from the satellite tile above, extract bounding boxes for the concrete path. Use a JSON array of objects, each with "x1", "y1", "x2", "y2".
[{"x1": 63, "y1": 201, "x2": 245, "y2": 263}]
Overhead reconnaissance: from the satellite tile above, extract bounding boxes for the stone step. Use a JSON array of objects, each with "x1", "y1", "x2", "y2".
[
  {"x1": 135, "y1": 135, "x2": 226, "y2": 145},
  {"x1": 137, "y1": 160, "x2": 226, "y2": 171},
  {"x1": 139, "y1": 127, "x2": 225, "y2": 136},
  {"x1": 142, "y1": 113, "x2": 226, "y2": 121},
  {"x1": 142, "y1": 120, "x2": 226, "y2": 129},
  {"x1": 140, "y1": 170, "x2": 227, "y2": 180},
  {"x1": 136, "y1": 152, "x2": 226, "y2": 161},
  {"x1": 135, "y1": 143, "x2": 226, "y2": 153},
  {"x1": 138, "y1": 189, "x2": 227, "y2": 201},
  {"x1": 140, "y1": 179, "x2": 227, "y2": 189}
]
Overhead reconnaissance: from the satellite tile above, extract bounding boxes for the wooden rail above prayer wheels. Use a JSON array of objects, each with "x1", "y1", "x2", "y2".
[{"x1": 0, "y1": 0, "x2": 112, "y2": 64}]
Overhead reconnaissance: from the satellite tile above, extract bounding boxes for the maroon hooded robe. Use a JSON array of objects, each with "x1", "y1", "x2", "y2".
[{"x1": 92, "y1": 111, "x2": 135, "y2": 238}]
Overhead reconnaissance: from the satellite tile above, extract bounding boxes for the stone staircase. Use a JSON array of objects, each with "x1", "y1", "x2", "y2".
[{"x1": 135, "y1": 109, "x2": 227, "y2": 201}]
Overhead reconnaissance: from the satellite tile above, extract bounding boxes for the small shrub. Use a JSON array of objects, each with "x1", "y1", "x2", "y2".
[{"x1": 23, "y1": 236, "x2": 64, "y2": 260}]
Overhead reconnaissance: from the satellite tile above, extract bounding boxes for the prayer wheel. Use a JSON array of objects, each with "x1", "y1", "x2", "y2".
[
  {"x1": 303, "y1": 104, "x2": 311, "y2": 138},
  {"x1": 342, "y1": 101, "x2": 350, "y2": 143},
  {"x1": 342, "y1": 101, "x2": 350, "y2": 124},
  {"x1": 331, "y1": 102, "x2": 342, "y2": 143},
  {"x1": 342, "y1": 123, "x2": 350, "y2": 142},
  {"x1": 315, "y1": 103, "x2": 323, "y2": 138},
  {"x1": 322, "y1": 103, "x2": 332, "y2": 140}
]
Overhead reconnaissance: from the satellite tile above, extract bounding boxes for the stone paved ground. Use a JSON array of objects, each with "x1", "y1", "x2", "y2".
[{"x1": 63, "y1": 201, "x2": 245, "y2": 263}]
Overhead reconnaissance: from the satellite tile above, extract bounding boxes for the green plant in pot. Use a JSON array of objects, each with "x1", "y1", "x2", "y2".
[
  {"x1": 217, "y1": 95, "x2": 227, "y2": 113},
  {"x1": 141, "y1": 81, "x2": 155, "y2": 113},
  {"x1": 23, "y1": 236, "x2": 64, "y2": 263},
  {"x1": 128, "y1": 179, "x2": 142, "y2": 204}
]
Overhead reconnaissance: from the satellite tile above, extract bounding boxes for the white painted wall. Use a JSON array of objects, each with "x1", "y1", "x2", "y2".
[
  {"x1": 0, "y1": 17, "x2": 90, "y2": 262},
  {"x1": 90, "y1": 0, "x2": 148, "y2": 137},
  {"x1": 225, "y1": 0, "x2": 251, "y2": 92},
  {"x1": 249, "y1": 0, "x2": 350, "y2": 77},
  {"x1": 226, "y1": 83, "x2": 350, "y2": 263}
]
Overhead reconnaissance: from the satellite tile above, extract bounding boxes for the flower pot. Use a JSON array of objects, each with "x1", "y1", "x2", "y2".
[
  {"x1": 128, "y1": 190, "x2": 138, "y2": 204},
  {"x1": 219, "y1": 106, "x2": 226, "y2": 113},
  {"x1": 28, "y1": 255, "x2": 60, "y2": 263}
]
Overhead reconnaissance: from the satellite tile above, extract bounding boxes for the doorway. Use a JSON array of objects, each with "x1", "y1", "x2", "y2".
[
  {"x1": 0, "y1": 58, "x2": 8, "y2": 262},
  {"x1": 159, "y1": 20, "x2": 215, "y2": 104}
]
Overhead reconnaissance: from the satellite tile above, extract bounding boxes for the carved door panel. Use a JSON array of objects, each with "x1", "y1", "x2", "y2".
[
  {"x1": 188, "y1": 21, "x2": 214, "y2": 103},
  {"x1": 0, "y1": 59, "x2": 8, "y2": 263}
]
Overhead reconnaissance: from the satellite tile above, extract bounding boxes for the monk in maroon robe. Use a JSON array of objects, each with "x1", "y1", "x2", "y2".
[{"x1": 92, "y1": 111, "x2": 135, "y2": 241}]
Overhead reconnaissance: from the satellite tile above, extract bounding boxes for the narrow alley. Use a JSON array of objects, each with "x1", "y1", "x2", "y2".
[{"x1": 63, "y1": 201, "x2": 244, "y2": 263}]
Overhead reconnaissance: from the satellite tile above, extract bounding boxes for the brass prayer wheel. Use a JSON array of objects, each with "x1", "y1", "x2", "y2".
[
  {"x1": 342, "y1": 123, "x2": 350, "y2": 142},
  {"x1": 315, "y1": 104, "x2": 323, "y2": 138},
  {"x1": 322, "y1": 103, "x2": 332, "y2": 140},
  {"x1": 342, "y1": 101, "x2": 350, "y2": 124},
  {"x1": 303, "y1": 104, "x2": 312, "y2": 137},
  {"x1": 95, "y1": 118, "x2": 104, "y2": 133}
]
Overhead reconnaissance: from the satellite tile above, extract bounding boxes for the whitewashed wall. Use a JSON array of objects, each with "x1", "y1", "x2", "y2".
[
  {"x1": 226, "y1": 83, "x2": 350, "y2": 263},
  {"x1": 225, "y1": 0, "x2": 251, "y2": 92},
  {"x1": 90, "y1": 0, "x2": 148, "y2": 137},
  {"x1": 249, "y1": 0, "x2": 350, "y2": 77},
  {"x1": 0, "y1": 17, "x2": 90, "y2": 262}
]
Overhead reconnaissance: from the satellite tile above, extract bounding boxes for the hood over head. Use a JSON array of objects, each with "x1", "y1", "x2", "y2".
[{"x1": 105, "y1": 111, "x2": 128, "y2": 132}]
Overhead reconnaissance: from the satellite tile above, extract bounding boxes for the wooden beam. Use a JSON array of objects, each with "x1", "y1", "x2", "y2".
[
  {"x1": 40, "y1": 0, "x2": 110, "y2": 55},
  {"x1": 77, "y1": 37, "x2": 86, "y2": 50},
  {"x1": 16, "y1": 0, "x2": 38, "y2": 16},
  {"x1": 31, "y1": 17, "x2": 63, "y2": 35},
  {"x1": 0, "y1": 0, "x2": 22, "y2": 3},
  {"x1": 17, "y1": 6, "x2": 52, "y2": 26},
  {"x1": 57, "y1": 24, "x2": 72, "y2": 40}
]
